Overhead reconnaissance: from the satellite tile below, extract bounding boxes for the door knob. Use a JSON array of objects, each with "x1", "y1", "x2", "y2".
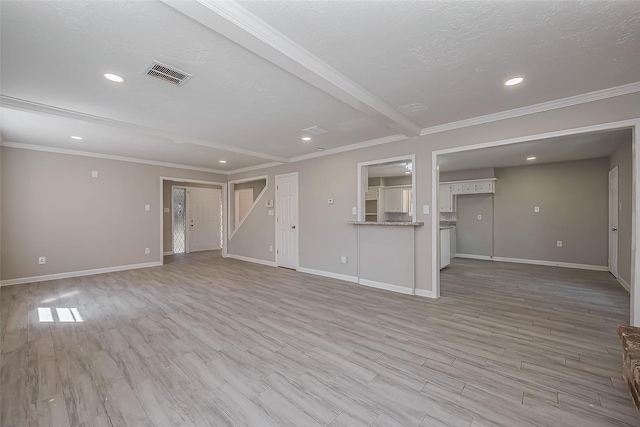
[
  {"x1": 291, "y1": 225, "x2": 296, "y2": 229},
  {"x1": 612, "y1": 228, "x2": 618, "y2": 231}
]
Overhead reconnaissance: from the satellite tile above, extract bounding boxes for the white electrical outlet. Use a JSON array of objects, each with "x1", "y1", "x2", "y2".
[
  {"x1": 145, "y1": 248, "x2": 150, "y2": 254},
  {"x1": 91, "y1": 171, "x2": 98, "y2": 178},
  {"x1": 38, "y1": 257, "x2": 46, "y2": 265},
  {"x1": 534, "y1": 206, "x2": 540, "y2": 213},
  {"x1": 477, "y1": 214, "x2": 482, "y2": 220},
  {"x1": 340, "y1": 256, "x2": 348, "y2": 264},
  {"x1": 145, "y1": 204, "x2": 150, "y2": 211},
  {"x1": 556, "y1": 240, "x2": 563, "y2": 247},
  {"x1": 327, "y1": 198, "x2": 334, "y2": 204},
  {"x1": 352, "y1": 207, "x2": 357, "y2": 215},
  {"x1": 269, "y1": 246, "x2": 273, "y2": 252},
  {"x1": 268, "y1": 210, "x2": 274, "y2": 216}
]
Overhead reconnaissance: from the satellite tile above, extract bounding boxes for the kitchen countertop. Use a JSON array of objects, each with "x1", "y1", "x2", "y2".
[
  {"x1": 439, "y1": 226, "x2": 453, "y2": 230},
  {"x1": 347, "y1": 221, "x2": 424, "y2": 226}
]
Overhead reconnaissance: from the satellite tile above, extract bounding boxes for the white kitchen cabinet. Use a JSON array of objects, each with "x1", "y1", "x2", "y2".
[
  {"x1": 450, "y1": 225, "x2": 456, "y2": 259},
  {"x1": 442, "y1": 179, "x2": 496, "y2": 196},
  {"x1": 440, "y1": 228, "x2": 451, "y2": 269},
  {"x1": 439, "y1": 184, "x2": 454, "y2": 212},
  {"x1": 384, "y1": 187, "x2": 411, "y2": 213},
  {"x1": 365, "y1": 186, "x2": 380, "y2": 200}
]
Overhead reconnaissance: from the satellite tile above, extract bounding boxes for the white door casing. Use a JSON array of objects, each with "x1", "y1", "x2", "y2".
[
  {"x1": 609, "y1": 167, "x2": 619, "y2": 278},
  {"x1": 188, "y1": 188, "x2": 222, "y2": 252},
  {"x1": 276, "y1": 173, "x2": 299, "y2": 269}
]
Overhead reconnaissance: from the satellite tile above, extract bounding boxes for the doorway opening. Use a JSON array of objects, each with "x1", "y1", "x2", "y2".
[
  {"x1": 160, "y1": 177, "x2": 226, "y2": 263},
  {"x1": 432, "y1": 120, "x2": 639, "y2": 325}
]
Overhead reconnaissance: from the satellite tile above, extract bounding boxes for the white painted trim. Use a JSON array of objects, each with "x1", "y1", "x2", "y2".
[
  {"x1": 432, "y1": 119, "x2": 640, "y2": 324},
  {"x1": 161, "y1": 1, "x2": 422, "y2": 136},
  {"x1": 432, "y1": 119, "x2": 639, "y2": 156},
  {"x1": 415, "y1": 288, "x2": 437, "y2": 298},
  {"x1": 619, "y1": 276, "x2": 631, "y2": 293},
  {"x1": 492, "y1": 257, "x2": 608, "y2": 271},
  {"x1": 357, "y1": 154, "x2": 416, "y2": 222},
  {"x1": 358, "y1": 278, "x2": 414, "y2": 295},
  {"x1": 420, "y1": 82, "x2": 640, "y2": 137},
  {"x1": 296, "y1": 267, "x2": 358, "y2": 283},
  {"x1": 2, "y1": 141, "x2": 228, "y2": 174},
  {"x1": 275, "y1": 172, "x2": 299, "y2": 269},
  {"x1": 228, "y1": 162, "x2": 284, "y2": 175},
  {"x1": 0, "y1": 262, "x2": 162, "y2": 287},
  {"x1": 456, "y1": 253, "x2": 493, "y2": 261},
  {"x1": 226, "y1": 253, "x2": 276, "y2": 267},
  {"x1": 289, "y1": 134, "x2": 409, "y2": 163},
  {"x1": 163, "y1": 251, "x2": 174, "y2": 256},
  {"x1": 160, "y1": 177, "x2": 226, "y2": 265},
  {"x1": 227, "y1": 175, "x2": 268, "y2": 240},
  {"x1": 0, "y1": 96, "x2": 288, "y2": 163}
]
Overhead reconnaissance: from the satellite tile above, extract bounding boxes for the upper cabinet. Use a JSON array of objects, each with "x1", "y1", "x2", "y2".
[
  {"x1": 365, "y1": 186, "x2": 380, "y2": 200},
  {"x1": 440, "y1": 179, "x2": 496, "y2": 212},
  {"x1": 384, "y1": 187, "x2": 412, "y2": 213}
]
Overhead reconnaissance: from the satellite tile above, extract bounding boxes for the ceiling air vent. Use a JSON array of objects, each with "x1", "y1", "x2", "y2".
[
  {"x1": 145, "y1": 61, "x2": 193, "y2": 86},
  {"x1": 302, "y1": 126, "x2": 328, "y2": 136}
]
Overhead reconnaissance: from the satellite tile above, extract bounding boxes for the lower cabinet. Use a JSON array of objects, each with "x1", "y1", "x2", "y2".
[{"x1": 440, "y1": 228, "x2": 451, "y2": 269}]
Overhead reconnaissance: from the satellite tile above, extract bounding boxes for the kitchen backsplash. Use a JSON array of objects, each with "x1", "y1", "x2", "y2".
[{"x1": 440, "y1": 212, "x2": 457, "y2": 222}]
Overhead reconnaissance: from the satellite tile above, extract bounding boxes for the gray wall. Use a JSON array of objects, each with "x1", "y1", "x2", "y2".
[
  {"x1": 162, "y1": 180, "x2": 223, "y2": 254},
  {"x1": 493, "y1": 158, "x2": 609, "y2": 266},
  {"x1": 227, "y1": 92, "x2": 640, "y2": 293},
  {"x1": 456, "y1": 194, "x2": 494, "y2": 257},
  {"x1": 610, "y1": 140, "x2": 633, "y2": 285},
  {"x1": 1, "y1": 147, "x2": 226, "y2": 281},
  {"x1": 440, "y1": 167, "x2": 495, "y2": 182}
]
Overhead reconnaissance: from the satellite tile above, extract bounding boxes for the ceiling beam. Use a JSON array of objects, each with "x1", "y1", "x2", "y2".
[
  {"x1": 160, "y1": 0, "x2": 423, "y2": 137},
  {"x1": 0, "y1": 96, "x2": 289, "y2": 163}
]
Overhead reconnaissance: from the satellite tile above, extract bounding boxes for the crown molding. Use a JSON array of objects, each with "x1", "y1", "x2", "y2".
[
  {"x1": 420, "y1": 82, "x2": 640, "y2": 136},
  {"x1": 1, "y1": 142, "x2": 230, "y2": 175},
  {"x1": 289, "y1": 134, "x2": 408, "y2": 163},
  {"x1": 0, "y1": 95, "x2": 289, "y2": 163},
  {"x1": 161, "y1": 0, "x2": 422, "y2": 137}
]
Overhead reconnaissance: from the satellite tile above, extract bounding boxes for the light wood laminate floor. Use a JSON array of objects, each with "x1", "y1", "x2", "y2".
[{"x1": 1, "y1": 252, "x2": 638, "y2": 427}]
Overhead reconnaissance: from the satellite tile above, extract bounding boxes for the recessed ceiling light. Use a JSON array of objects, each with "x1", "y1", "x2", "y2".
[
  {"x1": 70, "y1": 136, "x2": 83, "y2": 140},
  {"x1": 104, "y1": 73, "x2": 124, "y2": 83},
  {"x1": 302, "y1": 137, "x2": 311, "y2": 141},
  {"x1": 527, "y1": 156, "x2": 537, "y2": 161},
  {"x1": 405, "y1": 171, "x2": 411, "y2": 174},
  {"x1": 219, "y1": 160, "x2": 227, "y2": 163},
  {"x1": 505, "y1": 77, "x2": 524, "y2": 86},
  {"x1": 317, "y1": 148, "x2": 324, "y2": 151}
]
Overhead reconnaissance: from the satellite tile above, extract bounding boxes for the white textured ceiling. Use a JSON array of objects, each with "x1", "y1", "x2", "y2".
[
  {"x1": 439, "y1": 128, "x2": 632, "y2": 172},
  {"x1": 1, "y1": 0, "x2": 638, "y2": 171}
]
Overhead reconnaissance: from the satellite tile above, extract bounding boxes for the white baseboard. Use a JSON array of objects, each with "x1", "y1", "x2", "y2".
[
  {"x1": 225, "y1": 253, "x2": 276, "y2": 267},
  {"x1": 296, "y1": 267, "x2": 358, "y2": 283},
  {"x1": 415, "y1": 288, "x2": 437, "y2": 298},
  {"x1": 456, "y1": 253, "x2": 493, "y2": 260},
  {"x1": 491, "y1": 257, "x2": 608, "y2": 271},
  {"x1": 0, "y1": 261, "x2": 163, "y2": 287},
  {"x1": 163, "y1": 251, "x2": 174, "y2": 256},
  {"x1": 358, "y1": 278, "x2": 413, "y2": 295},
  {"x1": 618, "y1": 276, "x2": 631, "y2": 292}
]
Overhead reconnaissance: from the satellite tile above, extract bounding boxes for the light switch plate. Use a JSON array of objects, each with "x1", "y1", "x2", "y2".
[
  {"x1": 477, "y1": 214, "x2": 482, "y2": 220},
  {"x1": 423, "y1": 204, "x2": 429, "y2": 215},
  {"x1": 144, "y1": 248, "x2": 150, "y2": 254},
  {"x1": 91, "y1": 171, "x2": 98, "y2": 178},
  {"x1": 557, "y1": 240, "x2": 563, "y2": 247},
  {"x1": 145, "y1": 205, "x2": 150, "y2": 211},
  {"x1": 534, "y1": 206, "x2": 540, "y2": 213},
  {"x1": 268, "y1": 210, "x2": 274, "y2": 216},
  {"x1": 352, "y1": 207, "x2": 357, "y2": 215}
]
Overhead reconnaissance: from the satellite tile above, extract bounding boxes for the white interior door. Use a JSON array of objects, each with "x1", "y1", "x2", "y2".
[
  {"x1": 188, "y1": 188, "x2": 221, "y2": 252},
  {"x1": 609, "y1": 167, "x2": 619, "y2": 277},
  {"x1": 276, "y1": 173, "x2": 298, "y2": 269}
]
